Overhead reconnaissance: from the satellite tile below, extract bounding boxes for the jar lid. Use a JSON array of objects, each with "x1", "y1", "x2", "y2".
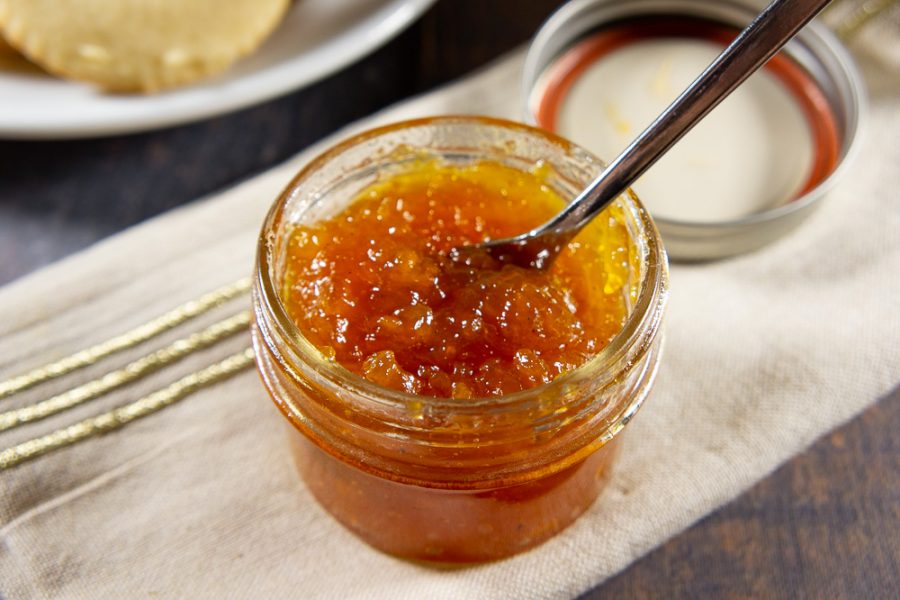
[{"x1": 523, "y1": 0, "x2": 866, "y2": 260}]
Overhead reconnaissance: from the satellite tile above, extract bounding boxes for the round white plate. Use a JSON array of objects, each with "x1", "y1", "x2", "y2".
[{"x1": 0, "y1": 0, "x2": 436, "y2": 139}]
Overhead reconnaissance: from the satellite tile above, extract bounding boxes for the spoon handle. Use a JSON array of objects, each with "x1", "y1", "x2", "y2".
[{"x1": 544, "y1": 0, "x2": 832, "y2": 234}]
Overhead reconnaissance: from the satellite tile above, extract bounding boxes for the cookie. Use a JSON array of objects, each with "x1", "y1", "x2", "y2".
[
  {"x1": 0, "y1": 32, "x2": 43, "y2": 73},
  {"x1": 0, "y1": 0, "x2": 290, "y2": 92}
]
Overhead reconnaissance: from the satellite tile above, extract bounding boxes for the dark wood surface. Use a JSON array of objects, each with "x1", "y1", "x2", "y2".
[{"x1": 1, "y1": 1, "x2": 896, "y2": 597}]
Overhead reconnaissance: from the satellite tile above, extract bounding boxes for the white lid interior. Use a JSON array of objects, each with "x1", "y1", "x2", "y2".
[{"x1": 548, "y1": 37, "x2": 815, "y2": 223}]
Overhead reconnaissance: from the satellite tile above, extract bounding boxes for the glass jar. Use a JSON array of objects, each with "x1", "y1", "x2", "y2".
[{"x1": 252, "y1": 116, "x2": 668, "y2": 563}]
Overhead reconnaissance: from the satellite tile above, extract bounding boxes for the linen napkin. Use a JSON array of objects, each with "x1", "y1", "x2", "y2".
[{"x1": 1, "y1": 30, "x2": 898, "y2": 600}]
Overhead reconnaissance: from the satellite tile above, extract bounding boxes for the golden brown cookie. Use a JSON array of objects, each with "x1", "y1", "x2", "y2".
[
  {"x1": 0, "y1": 0, "x2": 290, "y2": 92},
  {"x1": 0, "y1": 32, "x2": 43, "y2": 73}
]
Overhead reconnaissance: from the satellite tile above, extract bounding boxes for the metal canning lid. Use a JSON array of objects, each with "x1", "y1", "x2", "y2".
[{"x1": 523, "y1": 0, "x2": 866, "y2": 261}]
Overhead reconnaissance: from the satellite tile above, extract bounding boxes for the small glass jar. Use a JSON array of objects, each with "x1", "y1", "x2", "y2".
[{"x1": 252, "y1": 116, "x2": 668, "y2": 563}]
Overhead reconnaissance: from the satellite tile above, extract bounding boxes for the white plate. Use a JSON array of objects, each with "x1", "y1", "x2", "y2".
[{"x1": 0, "y1": 0, "x2": 436, "y2": 139}]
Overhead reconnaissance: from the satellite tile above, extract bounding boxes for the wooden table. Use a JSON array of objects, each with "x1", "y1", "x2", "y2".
[{"x1": 0, "y1": 1, "x2": 896, "y2": 596}]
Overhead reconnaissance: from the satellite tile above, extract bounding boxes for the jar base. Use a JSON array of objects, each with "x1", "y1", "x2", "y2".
[{"x1": 288, "y1": 427, "x2": 621, "y2": 564}]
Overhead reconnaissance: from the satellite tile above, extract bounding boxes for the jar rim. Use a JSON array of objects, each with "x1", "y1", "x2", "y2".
[{"x1": 255, "y1": 115, "x2": 668, "y2": 414}]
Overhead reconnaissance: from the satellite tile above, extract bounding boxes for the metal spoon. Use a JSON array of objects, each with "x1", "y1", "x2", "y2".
[{"x1": 457, "y1": 0, "x2": 832, "y2": 269}]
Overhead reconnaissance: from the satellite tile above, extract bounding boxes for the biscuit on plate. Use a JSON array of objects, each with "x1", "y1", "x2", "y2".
[
  {"x1": 0, "y1": 0, "x2": 290, "y2": 92},
  {"x1": 0, "y1": 32, "x2": 42, "y2": 73}
]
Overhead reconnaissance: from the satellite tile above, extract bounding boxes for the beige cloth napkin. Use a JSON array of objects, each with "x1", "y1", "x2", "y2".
[{"x1": 2, "y1": 31, "x2": 899, "y2": 599}]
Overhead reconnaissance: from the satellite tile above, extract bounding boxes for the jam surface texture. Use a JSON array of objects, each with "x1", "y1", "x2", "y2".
[{"x1": 281, "y1": 159, "x2": 630, "y2": 398}]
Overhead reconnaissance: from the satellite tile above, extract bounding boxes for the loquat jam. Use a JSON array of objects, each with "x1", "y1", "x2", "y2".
[
  {"x1": 280, "y1": 159, "x2": 632, "y2": 400},
  {"x1": 252, "y1": 117, "x2": 668, "y2": 563}
]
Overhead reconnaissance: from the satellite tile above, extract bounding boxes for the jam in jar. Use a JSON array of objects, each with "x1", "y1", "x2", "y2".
[{"x1": 252, "y1": 117, "x2": 668, "y2": 563}]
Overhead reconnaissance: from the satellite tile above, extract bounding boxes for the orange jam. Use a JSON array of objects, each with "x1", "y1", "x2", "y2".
[
  {"x1": 281, "y1": 160, "x2": 631, "y2": 397},
  {"x1": 254, "y1": 118, "x2": 668, "y2": 565}
]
